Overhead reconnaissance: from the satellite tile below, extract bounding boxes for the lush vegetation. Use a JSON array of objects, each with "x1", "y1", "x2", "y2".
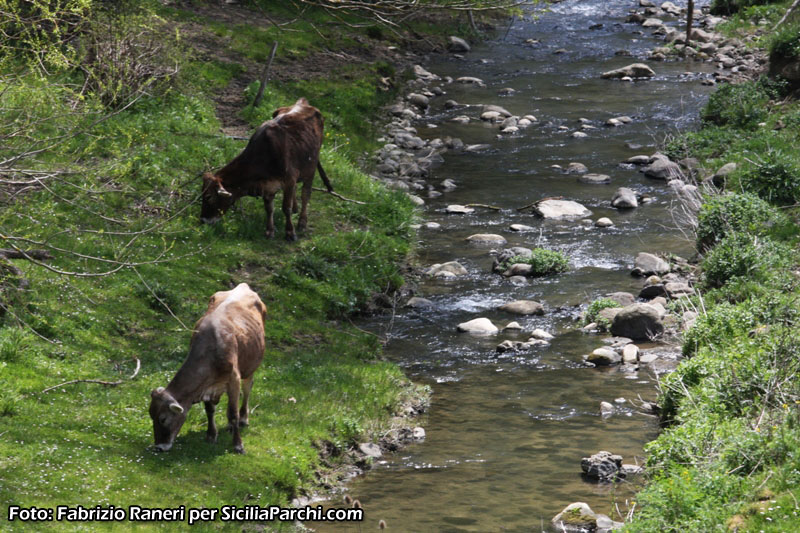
[
  {"x1": 626, "y1": 4, "x2": 800, "y2": 531},
  {"x1": 0, "y1": 0, "x2": 474, "y2": 529},
  {"x1": 583, "y1": 297, "x2": 621, "y2": 330}
]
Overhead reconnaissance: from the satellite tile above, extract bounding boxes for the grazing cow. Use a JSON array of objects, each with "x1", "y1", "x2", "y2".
[
  {"x1": 149, "y1": 283, "x2": 267, "y2": 454},
  {"x1": 200, "y1": 97, "x2": 333, "y2": 241}
]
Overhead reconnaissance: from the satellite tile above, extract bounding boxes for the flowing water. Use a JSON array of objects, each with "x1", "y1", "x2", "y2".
[{"x1": 314, "y1": 1, "x2": 714, "y2": 531}]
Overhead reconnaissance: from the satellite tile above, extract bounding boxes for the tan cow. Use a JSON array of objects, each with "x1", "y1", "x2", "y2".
[{"x1": 149, "y1": 283, "x2": 266, "y2": 454}]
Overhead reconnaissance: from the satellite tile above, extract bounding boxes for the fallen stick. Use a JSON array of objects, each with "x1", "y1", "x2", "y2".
[
  {"x1": 465, "y1": 203, "x2": 501, "y2": 210},
  {"x1": 0, "y1": 249, "x2": 52, "y2": 260},
  {"x1": 39, "y1": 357, "x2": 140, "y2": 394},
  {"x1": 312, "y1": 187, "x2": 366, "y2": 205},
  {"x1": 516, "y1": 196, "x2": 563, "y2": 212}
]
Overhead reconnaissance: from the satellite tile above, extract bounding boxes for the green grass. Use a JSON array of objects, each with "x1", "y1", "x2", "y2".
[
  {"x1": 0, "y1": 1, "x2": 461, "y2": 530},
  {"x1": 497, "y1": 249, "x2": 569, "y2": 276}
]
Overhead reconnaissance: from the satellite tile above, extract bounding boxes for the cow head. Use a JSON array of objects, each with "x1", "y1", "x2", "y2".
[
  {"x1": 200, "y1": 172, "x2": 235, "y2": 224},
  {"x1": 149, "y1": 387, "x2": 187, "y2": 452}
]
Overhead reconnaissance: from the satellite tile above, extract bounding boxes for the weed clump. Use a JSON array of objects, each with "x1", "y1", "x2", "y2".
[
  {"x1": 701, "y1": 78, "x2": 777, "y2": 129},
  {"x1": 499, "y1": 249, "x2": 569, "y2": 276},
  {"x1": 701, "y1": 232, "x2": 790, "y2": 289},
  {"x1": 737, "y1": 148, "x2": 800, "y2": 205},
  {"x1": 583, "y1": 298, "x2": 621, "y2": 329}
]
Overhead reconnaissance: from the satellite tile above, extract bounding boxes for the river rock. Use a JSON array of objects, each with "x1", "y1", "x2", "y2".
[
  {"x1": 711, "y1": 162, "x2": 736, "y2": 188},
  {"x1": 503, "y1": 321, "x2": 523, "y2": 331},
  {"x1": 448, "y1": 36, "x2": 471, "y2": 53},
  {"x1": 499, "y1": 300, "x2": 544, "y2": 315},
  {"x1": 405, "y1": 297, "x2": 434, "y2": 309},
  {"x1": 639, "y1": 283, "x2": 667, "y2": 299},
  {"x1": 608, "y1": 292, "x2": 635, "y2": 307},
  {"x1": 625, "y1": 154, "x2": 651, "y2": 165},
  {"x1": 412, "y1": 427, "x2": 426, "y2": 441},
  {"x1": 601, "y1": 63, "x2": 655, "y2": 79},
  {"x1": 665, "y1": 281, "x2": 694, "y2": 298},
  {"x1": 424, "y1": 222, "x2": 441, "y2": 230},
  {"x1": 482, "y1": 104, "x2": 512, "y2": 117},
  {"x1": 610, "y1": 303, "x2": 665, "y2": 340},
  {"x1": 359, "y1": 442, "x2": 382, "y2": 459},
  {"x1": 413, "y1": 65, "x2": 439, "y2": 81},
  {"x1": 529, "y1": 328, "x2": 554, "y2": 340},
  {"x1": 533, "y1": 199, "x2": 592, "y2": 219},
  {"x1": 597, "y1": 307, "x2": 622, "y2": 325},
  {"x1": 600, "y1": 401, "x2": 615, "y2": 416},
  {"x1": 552, "y1": 503, "x2": 598, "y2": 532},
  {"x1": 509, "y1": 224, "x2": 535, "y2": 232},
  {"x1": 457, "y1": 317, "x2": 499, "y2": 334},
  {"x1": 595, "y1": 217, "x2": 614, "y2": 227},
  {"x1": 426, "y1": 261, "x2": 468, "y2": 277},
  {"x1": 611, "y1": 187, "x2": 638, "y2": 209},
  {"x1": 450, "y1": 115, "x2": 470, "y2": 124},
  {"x1": 571, "y1": 131, "x2": 588, "y2": 138},
  {"x1": 643, "y1": 157, "x2": 683, "y2": 180},
  {"x1": 508, "y1": 275, "x2": 527, "y2": 285},
  {"x1": 466, "y1": 234, "x2": 507, "y2": 245},
  {"x1": 408, "y1": 93, "x2": 429, "y2": 109},
  {"x1": 446, "y1": 204, "x2": 474, "y2": 214},
  {"x1": 581, "y1": 450, "x2": 623, "y2": 481},
  {"x1": 587, "y1": 347, "x2": 621, "y2": 366},
  {"x1": 503, "y1": 263, "x2": 533, "y2": 277},
  {"x1": 632, "y1": 252, "x2": 670, "y2": 276},
  {"x1": 481, "y1": 111, "x2": 503, "y2": 122},
  {"x1": 622, "y1": 343, "x2": 639, "y2": 363},
  {"x1": 456, "y1": 76, "x2": 485, "y2": 86},
  {"x1": 642, "y1": 17, "x2": 665, "y2": 28},
  {"x1": 464, "y1": 143, "x2": 491, "y2": 152},
  {"x1": 566, "y1": 162, "x2": 589, "y2": 174},
  {"x1": 579, "y1": 173, "x2": 611, "y2": 184}
]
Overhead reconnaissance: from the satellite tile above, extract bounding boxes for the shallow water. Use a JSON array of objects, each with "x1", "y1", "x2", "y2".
[{"x1": 312, "y1": 1, "x2": 713, "y2": 531}]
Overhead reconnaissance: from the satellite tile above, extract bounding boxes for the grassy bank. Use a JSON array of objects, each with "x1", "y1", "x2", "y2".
[
  {"x1": 626, "y1": 3, "x2": 800, "y2": 531},
  {"x1": 0, "y1": 1, "x2": 487, "y2": 529}
]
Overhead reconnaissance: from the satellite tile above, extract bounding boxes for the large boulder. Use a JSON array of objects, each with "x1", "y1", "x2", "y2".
[
  {"x1": 499, "y1": 300, "x2": 544, "y2": 315},
  {"x1": 632, "y1": 252, "x2": 670, "y2": 276},
  {"x1": 610, "y1": 303, "x2": 664, "y2": 340},
  {"x1": 601, "y1": 63, "x2": 655, "y2": 79},
  {"x1": 466, "y1": 234, "x2": 507, "y2": 245},
  {"x1": 457, "y1": 318, "x2": 499, "y2": 334},
  {"x1": 587, "y1": 347, "x2": 621, "y2": 366},
  {"x1": 533, "y1": 199, "x2": 592, "y2": 219},
  {"x1": 581, "y1": 450, "x2": 623, "y2": 481},
  {"x1": 552, "y1": 503, "x2": 597, "y2": 532}
]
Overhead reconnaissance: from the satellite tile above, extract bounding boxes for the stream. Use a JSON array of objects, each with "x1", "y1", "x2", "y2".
[{"x1": 314, "y1": 1, "x2": 714, "y2": 531}]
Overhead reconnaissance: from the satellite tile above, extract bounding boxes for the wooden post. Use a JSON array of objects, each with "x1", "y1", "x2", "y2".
[
  {"x1": 253, "y1": 41, "x2": 278, "y2": 109},
  {"x1": 685, "y1": 0, "x2": 694, "y2": 56}
]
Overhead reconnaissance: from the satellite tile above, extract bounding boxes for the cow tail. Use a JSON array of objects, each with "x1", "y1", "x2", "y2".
[{"x1": 317, "y1": 161, "x2": 334, "y2": 192}]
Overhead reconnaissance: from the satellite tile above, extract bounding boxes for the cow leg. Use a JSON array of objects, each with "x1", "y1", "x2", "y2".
[
  {"x1": 292, "y1": 193, "x2": 299, "y2": 214},
  {"x1": 263, "y1": 192, "x2": 276, "y2": 239},
  {"x1": 282, "y1": 181, "x2": 297, "y2": 241},
  {"x1": 239, "y1": 376, "x2": 254, "y2": 427},
  {"x1": 226, "y1": 377, "x2": 244, "y2": 454},
  {"x1": 297, "y1": 177, "x2": 313, "y2": 234},
  {"x1": 204, "y1": 400, "x2": 218, "y2": 443}
]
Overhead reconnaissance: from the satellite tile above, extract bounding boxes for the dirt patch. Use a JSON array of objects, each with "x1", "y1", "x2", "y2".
[{"x1": 175, "y1": 1, "x2": 455, "y2": 137}]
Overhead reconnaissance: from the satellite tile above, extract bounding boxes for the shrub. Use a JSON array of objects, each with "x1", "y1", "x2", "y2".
[
  {"x1": 710, "y1": 0, "x2": 782, "y2": 16},
  {"x1": 682, "y1": 300, "x2": 758, "y2": 356},
  {"x1": 701, "y1": 232, "x2": 790, "y2": 288},
  {"x1": 584, "y1": 297, "x2": 621, "y2": 327},
  {"x1": 738, "y1": 148, "x2": 800, "y2": 205},
  {"x1": 769, "y1": 22, "x2": 800, "y2": 60},
  {"x1": 0, "y1": 327, "x2": 32, "y2": 363},
  {"x1": 701, "y1": 80, "x2": 772, "y2": 129},
  {"x1": 696, "y1": 192, "x2": 788, "y2": 252},
  {"x1": 499, "y1": 249, "x2": 569, "y2": 276}
]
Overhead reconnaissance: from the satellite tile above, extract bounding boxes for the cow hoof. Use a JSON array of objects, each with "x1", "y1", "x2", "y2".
[
  {"x1": 265, "y1": 230, "x2": 275, "y2": 239},
  {"x1": 285, "y1": 233, "x2": 298, "y2": 242},
  {"x1": 233, "y1": 445, "x2": 245, "y2": 455},
  {"x1": 238, "y1": 419, "x2": 249, "y2": 427}
]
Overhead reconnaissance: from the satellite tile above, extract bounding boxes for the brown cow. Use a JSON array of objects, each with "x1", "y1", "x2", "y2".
[
  {"x1": 200, "y1": 97, "x2": 333, "y2": 241},
  {"x1": 149, "y1": 283, "x2": 267, "y2": 454}
]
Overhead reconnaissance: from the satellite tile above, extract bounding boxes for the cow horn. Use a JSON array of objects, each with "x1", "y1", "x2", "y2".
[
  {"x1": 169, "y1": 402, "x2": 184, "y2": 414},
  {"x1": 156, "y1": 386, "x2": 165, "y2": 393},
  {"x1": 217, "y1": 184, "x2": 233, "y2": 198}
]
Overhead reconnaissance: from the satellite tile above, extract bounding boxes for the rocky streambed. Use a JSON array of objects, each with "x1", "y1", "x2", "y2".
[{"x1": 308, "y1": 0, "x2": 754, "y2": 531}]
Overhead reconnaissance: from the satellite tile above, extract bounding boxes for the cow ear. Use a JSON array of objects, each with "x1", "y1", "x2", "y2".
[{"x1": 169, "y1": 402, "x2": 184, "y2": 414}]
